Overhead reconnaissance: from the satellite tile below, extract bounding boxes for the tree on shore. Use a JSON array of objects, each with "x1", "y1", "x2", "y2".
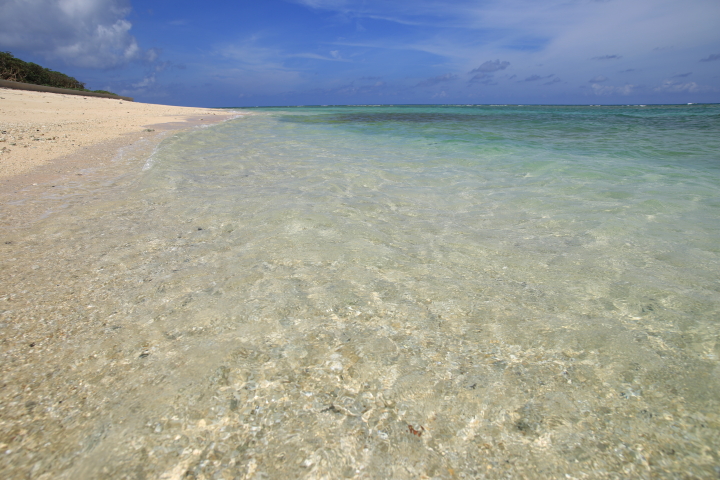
[{"x1": 1, "y1": 51, "x2": 86, "y2": 90}]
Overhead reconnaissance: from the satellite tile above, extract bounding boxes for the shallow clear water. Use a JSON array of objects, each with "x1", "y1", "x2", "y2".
[{"x1": 1, "y1": 105, "x2": 719, "y2": 478}]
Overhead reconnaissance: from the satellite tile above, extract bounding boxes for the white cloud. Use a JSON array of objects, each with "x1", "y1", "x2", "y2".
[
  {"x1": 132, "y1": 74, "x2": 155, "y2": 89},
  {"x1": 147, "y1": 48, "x2": 162, "y2": 64},
  {"x1": 0, "y1": 0, "x2": 145, "y2": 68}
]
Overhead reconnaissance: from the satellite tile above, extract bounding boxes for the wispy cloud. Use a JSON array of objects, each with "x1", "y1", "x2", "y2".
[
  {"x1": 589, "y1": 75, "x2": 608, "y2": 83},
  {"x1": 291, "y1": 51, "x2": 352, "y2": 62},
  {"x1": 132, "y1": 74, "x2": 156, "y2": 89},
  {"x1": 699, "y1": 53, "x2": 720, "y2": 62},
  {"x1": 145, "y1": 48, "x2": 160, "y2": 63},
  {"x1": 468, "y1": 73, "x2": 497, "y2": 85},
  {"x1": 291, "y1": 0, "x2": 719, "y2": 97},
  {"x1": 415, "y1": 73, "x2": 459, "y2": 87},
  {"x1": 524, "y1": 74, "x2": 554, "y2": 82},
  {"x1": 466, "y1": 60, "x2": 511, "y2": 85},
  {"x1": 469, "y1": 60, "x2": 510, "y2": 73},
  {"x1": 313, "y1": 80, "x2": 394, "y2": 97},
  {"x1": 591, "y1": 83, "x2": 634, "y2": 95},
  {"x1": 654, "y1": 80, "x2": 717, "y2": 93},
  {"x1": 218, "y1": 41, "x2": 287, "y2": 68},
  {"x1": 212, "y1": 39, "x2": 309, "y2": 94},
  {"x1": 292, "y1": 0, "x2": 352, "y2": 10},
  {"x1": 542, "y1": 77, "x2": 561, "y2": 86}
]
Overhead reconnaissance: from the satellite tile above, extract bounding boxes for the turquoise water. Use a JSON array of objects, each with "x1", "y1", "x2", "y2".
[{"x1": 1, "y1": 105, "x2": 719, "y2": 478}]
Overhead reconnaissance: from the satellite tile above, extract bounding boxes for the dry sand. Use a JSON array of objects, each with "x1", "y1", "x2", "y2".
[{"x1": 0, "y1": 87, "x2": 236, "y2": 180}]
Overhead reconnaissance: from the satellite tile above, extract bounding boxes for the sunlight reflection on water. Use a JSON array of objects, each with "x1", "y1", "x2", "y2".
[{"x1": 1, "y1": 106, "x2": 719, "y2": 478}]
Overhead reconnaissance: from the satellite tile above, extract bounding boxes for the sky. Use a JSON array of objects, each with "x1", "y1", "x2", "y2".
[{"x1": 1, "y1": 0, "x2": 719, "y2": 107}]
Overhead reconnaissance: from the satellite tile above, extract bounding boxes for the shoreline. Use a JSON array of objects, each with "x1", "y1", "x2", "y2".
[{"x1": 0, "y1": 88, "x2": 238, "y2": 231}]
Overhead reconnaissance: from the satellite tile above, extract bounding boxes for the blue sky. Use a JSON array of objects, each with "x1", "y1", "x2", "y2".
[{"x1": 1, "y1": 0, "x2": 719, "y2": 106}]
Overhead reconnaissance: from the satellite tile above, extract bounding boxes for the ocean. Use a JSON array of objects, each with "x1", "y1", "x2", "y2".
[{"x1": 1, "y1": 104, "x2": 719, "y2": 478}]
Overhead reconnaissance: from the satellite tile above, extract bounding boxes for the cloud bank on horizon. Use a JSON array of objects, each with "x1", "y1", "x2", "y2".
[{"x1": 0, "y1": 0, "x2": 718, "y2": 106}]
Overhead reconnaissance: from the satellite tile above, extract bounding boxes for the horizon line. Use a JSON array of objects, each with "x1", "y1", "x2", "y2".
[{"x1": 221, "y1": 102, "x2": 718, "y2": 109}]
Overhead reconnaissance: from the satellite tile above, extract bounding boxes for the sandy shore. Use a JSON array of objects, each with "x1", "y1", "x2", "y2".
[
  {"x1": 0, "y1": 88, "x2": 236, "y2": 180},
  {"x1": 0, "y1": 88, "x2": 238, "y2": 231}
]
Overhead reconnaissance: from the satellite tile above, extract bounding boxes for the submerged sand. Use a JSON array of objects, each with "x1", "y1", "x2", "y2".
[
  {"x1": 1, "y1": 100, "x2": 719, "y2": 478},
  {"x1": 0, "y1": 90, "x2": 241, "y2": 478}
]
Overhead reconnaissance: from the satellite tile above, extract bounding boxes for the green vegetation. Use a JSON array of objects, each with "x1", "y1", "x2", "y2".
[
  {"x1": 1, "y1": 51, "x2": 85, "y2": 89},
  {"x1": 0, "y1": 51, "x2": 119, "y2": 96}
]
